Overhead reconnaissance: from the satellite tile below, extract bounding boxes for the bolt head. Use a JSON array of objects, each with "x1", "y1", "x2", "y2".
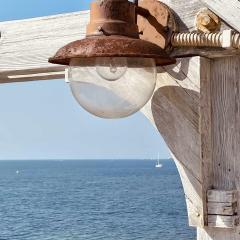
[{"x1": 195, "y1": 8, "x2": 221, "y2": 33}]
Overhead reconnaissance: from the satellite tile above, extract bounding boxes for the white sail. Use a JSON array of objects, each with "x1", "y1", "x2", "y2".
[{"x1": 155, "y1": 153, "x2": 162, "y2": 168}]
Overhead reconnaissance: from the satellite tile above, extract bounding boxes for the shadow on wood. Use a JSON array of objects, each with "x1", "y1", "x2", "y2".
[{"x1": 151, "y1": 84, "x2": 203, "y2": 227}]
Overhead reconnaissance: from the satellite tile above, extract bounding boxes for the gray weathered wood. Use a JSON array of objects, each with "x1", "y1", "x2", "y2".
[
  {"x1": 207, "y1": 190, "x2": 238, "y2": 217},
  {"x1": 0, "y1": 11, "x2": 89, "y2": 83},
  {"x1": 172, "y1": 47, "x2": 240, "y2": 59},
  {"x1": 158, "y1": 0, "x2": 229, "y2": 32},
  {"x1": 198, "y1": 56, "x2": 240, "y2": 238},
  {"x1": 208, "y1": 190, "x2": 238, "y2": 203},
  {"x1": 208, "y1": 202, "x2": 237, "y2": 216},
  {"x1": 211, "y1": 57, "x2": 240, "y2": 190},
  {"x1": 143, "y1": 55, "x2": 240, "y2": 238},
  {"x1": 142, "y1": 57, "x2": 205, "y2": 227},
  {"x1": 201, "y1": 0, "x2": 240, "y2": 32},
  {"x1": 208, "y1": 215, "x2": 239, "y2": 228},
  {"x1": 197, "y1": 227, "x2": 239, "y2": 240},
  {"x1": 200, "y1": 56, "x2": 212, "y2": 226}
]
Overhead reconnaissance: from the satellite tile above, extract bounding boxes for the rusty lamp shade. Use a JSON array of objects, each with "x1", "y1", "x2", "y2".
[{"x1": 49, "y1": 0, "x2": 175, "y2": 119}]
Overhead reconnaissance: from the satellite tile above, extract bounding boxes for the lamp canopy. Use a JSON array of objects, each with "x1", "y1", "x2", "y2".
[
  {"x1": 49, "y1": 0, "x2": 176, "y2": 67},
  {"x1": 48, "y1": 36, "x2": 176, "y2": 66}
]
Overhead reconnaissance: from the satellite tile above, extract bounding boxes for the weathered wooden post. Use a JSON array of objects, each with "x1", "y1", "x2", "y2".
[
  {"x1": 143, "y1": 56, "x2": 240, "y2": 239},
  {"x1": 0, "y1": 0, "x2": 239, "y2": 239},
  {"x1": 141, "y1": 1, "x2": 240, "y2": 239}
]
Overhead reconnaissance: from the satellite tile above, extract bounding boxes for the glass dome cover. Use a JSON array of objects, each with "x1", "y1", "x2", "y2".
[{"x1": 68, "y1": 57, "x2": 157, "y2": 119}]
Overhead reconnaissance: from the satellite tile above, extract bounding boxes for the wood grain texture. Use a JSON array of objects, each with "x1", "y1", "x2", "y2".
[
  {"x1": 208, "y1": 190, "x2": 238, "y2": 203},
  {"x1": 159, "y1": 0, "x2": 230, "y2": 32},
  {"x1": 208, "y1": 202, "x2": 237, "y2": 215},
  {"x1": 201, "y1": 0, "x2": 240, "y2": 32},
  {"x1": 208, "y1": 215, "x2": 239, "y2": 228},
  {"x1": 0, "y1": 11, "x2": 89, "y2": 82},
  {"x1": 200, "y1": 57, "x2": 212, "y2": 226},
  {"x1": 211, "y1": 57, "x2": 240, "y2": 190},
  {"x1": 197, "y1": 227, "x2": 239, "y2": 240},
  {"x1": 142, "y1": 55, "x2": 240, "y2": 238},
  {"x1": 172, "y1": 47, "x2": 240, "y2": 59},
  {"x1": 141, "y1": 57, "x2": 204, "y2": 227},
  {"x1": 143, "y1": 0, "x2": 204, "y2": 32},
  {"x1": 198, "y1": 56, "x2": 240, "y2": 238},
  {"x1": 174, "y1": 156, "x2": 204, "y2": 226}
]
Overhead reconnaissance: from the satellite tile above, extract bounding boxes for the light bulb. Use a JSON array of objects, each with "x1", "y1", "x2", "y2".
[
  {"x1": 68, "y1": 57, "x2": 157, "y2": 119},
  {"x1": 96, "y1": 57, "x2": 128, "y2": 81}
]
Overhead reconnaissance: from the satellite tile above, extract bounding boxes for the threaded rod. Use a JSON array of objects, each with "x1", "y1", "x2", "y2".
[{"x1": 171, "y1": 32, "x2": 240, "y2": 49}]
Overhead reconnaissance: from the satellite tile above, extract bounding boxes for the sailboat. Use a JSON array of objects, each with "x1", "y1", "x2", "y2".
[{"x1": 155, "y1": 153, "x2": 162, "y2": 168}]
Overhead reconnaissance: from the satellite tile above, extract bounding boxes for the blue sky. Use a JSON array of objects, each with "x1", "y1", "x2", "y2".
[{"x1": 0, "y1": 0, "x2": 170, "y2": 160}]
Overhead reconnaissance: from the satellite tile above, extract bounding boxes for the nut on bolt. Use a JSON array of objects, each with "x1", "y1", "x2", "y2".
[{"x1": 195, "y1": 8, "x2": 221, "y2": 33}]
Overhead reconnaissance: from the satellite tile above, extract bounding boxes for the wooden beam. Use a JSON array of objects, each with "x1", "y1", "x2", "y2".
[
  {"x1": 172, "y1": 47, "x2": 240, "y2": 59},
  {"x1": 0, "y1": 67, "x2": 65, "y2": 83},
  {"x1": 0, "y1": 11, "x2": 89, "y2": 83},
  {"x1": 201, "y1": 0, "x2": 240, "y2": 32}
]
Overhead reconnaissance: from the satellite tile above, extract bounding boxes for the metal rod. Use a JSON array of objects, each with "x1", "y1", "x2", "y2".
[
  {"x1": 133, "y1": 0, "x2": 138, "y2": 6},
  {"x1": 171, "y1": 31, "x2": 240, "y2": 49},
  {"x1": 134, "y1": 0, "x2": 139, "y2": 23},
  {"x1": 136, "y1": 6, "x2": 151, "y2": 18}
]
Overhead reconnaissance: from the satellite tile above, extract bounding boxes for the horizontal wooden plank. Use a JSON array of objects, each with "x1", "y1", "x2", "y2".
[
  {"x1": 207, "y1": 190, "x2": 238, "y2": 203},
  {"x1": 208, "y1": 202, "x2": 237, "y2": 216},
  {"x1": 0, "y1": 11, "x2": 89, "y2": 83},
  {"x1": 197, "y1": 227, "x2": 239, "y2": 239},
  {"x1": 172, "y1": 47, "x2": 240, "y2": 59},
  {"x1": 208, "y1": 215, "x2": 239, "y2": 228},
  {"x1": 201, "y1": 0, "x2": 240, "y2": 32}
]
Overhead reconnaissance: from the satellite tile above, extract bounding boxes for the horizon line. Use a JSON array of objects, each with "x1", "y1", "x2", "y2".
[{"x1": 0, "y1": 158, "x2": 172, "y2": 161}]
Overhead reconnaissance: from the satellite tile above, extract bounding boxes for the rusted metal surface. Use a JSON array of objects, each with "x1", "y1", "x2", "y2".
[
  {"x1": 49, "y1": 0, "x2": 176, "y2": 67},
  {"x1": 137, "y1": 0, "x2": 177, "y2": 50},
  {"x1": 49, "y1": 36, "x2": 176, "y2": 66},
  {"x1": 86, "y1": 0, "x2": 139, "y2": 38},
  {"x1": 195, "y1": 8, "x2": 221, "y2": 33}
]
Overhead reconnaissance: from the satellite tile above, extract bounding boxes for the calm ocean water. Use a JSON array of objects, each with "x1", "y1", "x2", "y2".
[{"x1": 0, "y1": 160, "x2": 195, "y2": 240}]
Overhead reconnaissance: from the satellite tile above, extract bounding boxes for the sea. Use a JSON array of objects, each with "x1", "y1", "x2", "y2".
[{"x1": 0, "y1": 160, "x2": 195, "y2": 240}]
